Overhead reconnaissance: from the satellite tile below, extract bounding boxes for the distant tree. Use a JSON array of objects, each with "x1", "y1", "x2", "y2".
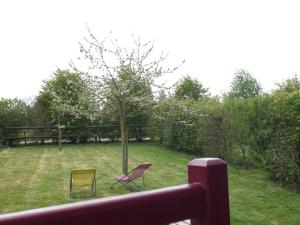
[
  {"x1": 174, "y1": 75, "x2": 208, "y2": 100},
  {"x1": 0, "y1": 98, "x2": 30, "y2": 146},
  {"x1": 71, "y1": 30, "x2": 183, "y2": 174},
  {"x1": 149, "y1": 88, "x2": 170, "y2": 144},
  {"x1": 229, "y1": 69, "x2": 262, "y2": 99},
  {"x1": 0, "y1": 98, "x2": 30, "y2": 128},
  {"x1": 275, "y1": 75, "x2": 300, "y2": 92},
  {"x1": 33, "y1": 91, "x2": 53, "y2": 125},
  {"x1": 36, "y1": 69, "x2": 94, "y2": 148},
  {"x1": 37, "y1": 69, "x2": 94, "y2": 120}
]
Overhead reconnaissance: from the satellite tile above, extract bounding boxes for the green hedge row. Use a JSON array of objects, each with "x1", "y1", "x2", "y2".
[{"x1": 151, "y1": 92, "x2": 300, "y2": 188}]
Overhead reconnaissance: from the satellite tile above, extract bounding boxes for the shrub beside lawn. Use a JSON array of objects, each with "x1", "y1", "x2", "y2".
[{"x1": 0, "y1": 143, "x2": 299, "y2": 224}]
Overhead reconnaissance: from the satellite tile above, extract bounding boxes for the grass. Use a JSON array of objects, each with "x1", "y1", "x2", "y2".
[{"x1": 0, "y1": 143, "x2": 299, "y2": 224}]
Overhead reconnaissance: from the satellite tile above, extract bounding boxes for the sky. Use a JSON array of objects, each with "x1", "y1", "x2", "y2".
[{"x1": 1, "y1": 0, "x2": 300, "y2": 99}]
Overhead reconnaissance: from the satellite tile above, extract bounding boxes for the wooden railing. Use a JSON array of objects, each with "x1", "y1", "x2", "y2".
[{"x1": 0, "y1": 158, "x2": 230, "y2": 225}]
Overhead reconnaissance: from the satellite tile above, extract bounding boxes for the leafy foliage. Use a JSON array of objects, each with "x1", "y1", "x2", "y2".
[
  {"x1": 39, "y1": 69, "x2": 94, "y2": 120},
  {"x1": 0, "y1": 98, "x2": 31, "y2": 146},
  {"x1": 275, "y1": 75, "x2": 300, "y2": 92},
  {"x1": 151, "y1": 97, "x2": 227, "y2": 157},
  {"x1": 72, "y1": 30, "x2": 183, "y2": 174},
  {"x1": 174, "y1": 75, "x2": 208, "y2": 100},
  {"x1": 36, "y1": 69, "x2": 93, "y2": 143},
  {"x1": 265, "y1": 91, "x2": 300, "y2": 186},
  {"x1": 229, "y1": 69, "x2": 262, "y2": 99},
  {"x1": 0, "y1": 98, "x2": 30, "y2": 128}
]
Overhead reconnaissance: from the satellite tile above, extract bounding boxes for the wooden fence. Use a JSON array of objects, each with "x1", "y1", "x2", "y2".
[{"x1": 1, "y1": 124, "x2": 146, "y2": 146}]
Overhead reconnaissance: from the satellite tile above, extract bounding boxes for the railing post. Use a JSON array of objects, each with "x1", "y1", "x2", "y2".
[{"x1": 188, "y1": 158, "x2": 230, "y2": 225}]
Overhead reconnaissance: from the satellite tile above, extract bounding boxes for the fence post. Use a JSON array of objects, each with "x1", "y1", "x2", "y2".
[
  {"x1": 188, "y1": 158, "x2": 230, "y2": 225},
  {"x1": 3, "y1": 127, "x2": 7, "y2": 146},
  {"x1": 0, "y1": 127, "x2": 3, "y2": 149}
]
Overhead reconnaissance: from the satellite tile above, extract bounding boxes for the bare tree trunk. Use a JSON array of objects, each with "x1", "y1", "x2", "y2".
[
  {"x1": 58, "y1": 114, "x2": 62, "y2": 151},
  {"x1": 120, "y1": 104, "x2": 128, "y2": 175},
  {"x1": 241, "y1": 146, "x2": 248, "y2": 169},
  {"x1": 221, "y1": 131, "x2": 228, "y2": 160}
]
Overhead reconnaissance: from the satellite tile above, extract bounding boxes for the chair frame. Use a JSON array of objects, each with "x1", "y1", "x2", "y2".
[
  {"x1": 70, "y1": 169, "x2": 96, "y2": 198},
  {"x1": 111, "y1": 164, "x2": 152, "y2": 191}
]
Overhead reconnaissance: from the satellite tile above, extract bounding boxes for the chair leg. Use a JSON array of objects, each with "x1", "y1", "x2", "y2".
[
  {"x1": 122, "y1": 182, "x2": 133, "y2": 191},
  {"x1": 93, "y1": 178, "x2": 96, "y2": 196},
  {"x1": 70, "y1": 185, "x2": 76, "y2": 198},
  {"x1": 70, "y1": 179, "x2": 73, "y2": 197},
  {"x1": 111, "y1": 180, "x2": 121, "y2": 189},
  {"x1": 112, "y1": 177, "x2": 146, "y2": 192},
  {"x1": 142, "y1": 175, "x2": 145, "y2": 189},
  {"x1": 70, "y1": 189, "x2": 74, "y2": 198},
  {"x1": 131, "y1": 181, "x2": 144, "y2": 190}
]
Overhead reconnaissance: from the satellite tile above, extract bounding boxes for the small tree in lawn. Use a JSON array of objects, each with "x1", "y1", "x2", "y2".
[{"x1": 72, "y1": 29, "x2": 183, "y2": 174}]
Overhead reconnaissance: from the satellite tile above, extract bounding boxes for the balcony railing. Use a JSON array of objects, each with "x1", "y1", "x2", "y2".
[{"x1": 0, "y1": 158, "x2": 230, "y2": 225}]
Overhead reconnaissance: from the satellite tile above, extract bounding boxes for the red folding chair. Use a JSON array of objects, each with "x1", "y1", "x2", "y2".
[{"x1": 111, "y1": 163, "x2": 152, "y2": 191}]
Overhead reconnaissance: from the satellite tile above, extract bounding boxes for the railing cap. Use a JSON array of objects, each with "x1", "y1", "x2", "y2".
[{"x1": 188, "y1": 158, "x2": 227, "y2": 167}]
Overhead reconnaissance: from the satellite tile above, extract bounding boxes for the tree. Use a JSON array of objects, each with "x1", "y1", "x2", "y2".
[
  {"x1": 34, "y1": 90, "x2": 53, "y2": 125},
  {"x1": 146, "y1": 88, "x2": 170, "y2": 144},
  {"x1": 37, "y1": 69, "x2": 93, "y2": 148},
  {"x1": 229, "y1": 69, "x2": 262, "y2": 99},
  {"x1": 174, "y1": 75, "x2": 208, "y2": 100},
  {"x1": 0, "y1": 98, "x2": 30, "y2": 146},
  {"x1": 275, "y1": 75, "x2": 300, "y2": 92},
  {"x1": 72, "y1": 30, "x2": 183, "y2": 174},
  {"x1": 102, "y1": 66, "x2": 154, "y2": 142},
  {"x1": 0, "y1": 98, "x2": 30, "y2": 128}
]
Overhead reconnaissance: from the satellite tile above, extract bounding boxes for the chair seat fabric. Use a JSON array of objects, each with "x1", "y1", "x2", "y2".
[
  {"x1": 111, "y1": 164, "x2": 152, "y2": 191},
  {"x1": 114, "y1": 175, "x2": 130, "y2": 181},
  {"x1": 70, "y1": 168, "x2": 96, "y2": 197}
]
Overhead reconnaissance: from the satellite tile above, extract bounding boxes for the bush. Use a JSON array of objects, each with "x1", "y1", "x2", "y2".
[
  {"x1": 264, "y1": 91, "x2": 300, "y2": 187},
  {"x1": 152, "y1": 98, "x2": 227, "y2": 157}
]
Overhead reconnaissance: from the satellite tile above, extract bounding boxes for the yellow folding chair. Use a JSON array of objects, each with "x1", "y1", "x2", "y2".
[{"x1": 70, "y1": 169, "x2": 96, "y2": 198}]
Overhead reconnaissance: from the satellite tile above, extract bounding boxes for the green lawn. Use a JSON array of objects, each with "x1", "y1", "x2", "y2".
[{"x1": 0, "y1": 143, "x2": 299, "y2": 224}]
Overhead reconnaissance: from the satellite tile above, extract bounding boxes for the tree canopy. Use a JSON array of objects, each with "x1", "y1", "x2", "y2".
[
  {"x1": 36, "y1": 69, "x2": 92, "y2": 122},
  {"x1": 72, "y1": 30, "x2": 183, "y2": 174},
  {"x1": 229, "y1": 69, "x2": 262, "y2": 99},
  {"x1": 174, "y1": 75, "x2": 208, "y2": 100},
  {"x1": 275, "y1": 75, "x2": 300, "y2": 92},
  {"x1": 0, "y1": 98, "x2": 30, "y2": 128}
]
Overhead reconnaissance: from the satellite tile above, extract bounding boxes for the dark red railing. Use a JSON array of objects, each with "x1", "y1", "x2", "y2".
[{"x1": 0, "y1": 158, "x2": 230, "y2": 225}]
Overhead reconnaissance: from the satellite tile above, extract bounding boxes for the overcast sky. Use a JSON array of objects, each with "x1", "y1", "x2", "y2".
[{"x1": 1, "y1": 0, "x2": 300, "y2": 99}]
